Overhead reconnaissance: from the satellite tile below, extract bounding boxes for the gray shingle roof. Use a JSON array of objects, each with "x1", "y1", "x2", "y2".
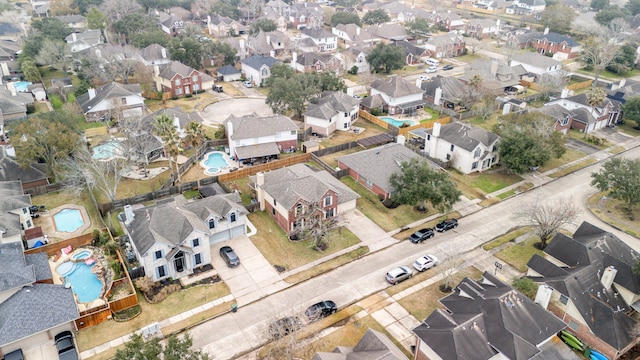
[
  {"x1": 76, "y1": 82, "x2": 142, "y2": 114},
  {"x1": 159, "y1": 61, "x2": 198, "y2": 79},
  {"x1": 371, "y1": 75, "x2": 422, "y2": 98},
  {"x1": 304, "y1": 91, "x2": 359, "y2": 119},
  {"x1": 421, "y1": 75, "x2": 467, "y2": 102},
  {"x1": 255, "y1": 163, "x2": 359, "y2": 210},
  {"x1": 301, "y1": 28, "x2": 335, "y2": 39},
  {"x1": 0, "y1": 284, "x2": 79, "y2": 347},
  {"x1": 0, "y1": 147, "x2": 47, "y2": 185},
  {"x1": 0, "y1": 242, "x2": 35, "y2": 292},
  {"x1": 24, "y1": 252, "x2": 52, "y2": 281},
  {"x1": 534, "y1": 32, "x2": 578, "y2": 47},
  {"x1": 241, "y1": 55, "x2": 279, "y2": 71},
  {"x1": 312, "y1": 328, "x2": 407, "y2": 360},
  {"x1": 338, "y1": 143, "x2": 437, "y2": 195},
  {"x1": 511, "y1": 52, "x2": 562, "y2": 68},
  {"x1": 217, "y1": 64, "x2": 240, "y2": 75},
  {"x1": 425, "y1": 123, "x2": 499, "y2": 152},
  {"x1": 143, "y1": 106, "x2": 204, "y2": 131},
  {"x1": 140, "y1": 44, "x2": 169, "y2": 63},
  {"x1": 366, "y1": 23, "x2": 408, "y2": 40},
  {"x1": 226, "y1": 113, "x2": 298, "y2": 140},
  {"x1": 413, "y1": 272, "x2": 565, "y2": 360}
]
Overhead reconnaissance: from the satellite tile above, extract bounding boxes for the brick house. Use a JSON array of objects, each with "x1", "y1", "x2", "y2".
[
  {"x1": 153, "y1": 61, "x2": 215, "y2": 97},
  {"x1": 532, "y1": 32, "x2": 581, "y2": 60},
  {"x1": 423, "y1": 33, "x2": 466, "y2": 58}
]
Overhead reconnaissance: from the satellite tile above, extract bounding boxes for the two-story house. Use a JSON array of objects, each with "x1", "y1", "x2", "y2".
[
  {"x1": 247, "y1": 30, "x2": 291, "y2": 57},
  {"x1": 532, "y1": 32, "x2": 581, "y2": 60},
  {"x1": 240, "y1": 55, "x2": 279, "y2": 86},
  {"x1": 423, "y1": 33, "x2": 466, "y2": 59},
  {"x1": 392, "y1": 41, "x2": 431, "y2": 65},
  {"x1": 303, "y1": 91, "x2": 360, "y2": 136},
  {"x1": 54, "y1": 15, "x2": 87, "y2": 30},
  {"x1": 299, "y1": 28, "x2": 338, "y2": 52},
  {"x1": 459, "y1": 58, "x2": 522, "y2": 92},
  {"x1": 225, "y1": 113, "x2": 298, "y2": 163},
  {"x1": 253, "y1": 163, "x2": 359, "y2": 235},
  {"x1": 420, "y1": 122, "x2": 500, "y2": 174},
  {"x1": 0, "y1": 149, "x2": 49, "y2": 190},
  {"x1": 531, "y1": 104, "x2": 575, "y2": 135},
  {"x1": 153, "y1": 61, "x2": 215, "y2": 97},
  {"x1": 506, "y1": 0, "x2": 546, "y2": 16},
  {"x1": 123, "y1": 193, "x2": 249, "y2": 282},
  {"x1": 64, "y1": 30, "x2": 103, "y2": 53},
  {"x1": 0, "y1": 181, "x2": 36, "y2": 244},
  {"x1": 546, "y1": 93, "x2": 622, "y2": 133},
  {"x1": 139, "y1": 44, "x2": 171, "y2": 67},
  {"x1": 291, "y1": 52, "x2": 341, "y2": 73},
  {"x1": 413, "y1": 272, "x2": 567, "y2": 360},
  {"x1": 510, "y1": 52, "x2": 563, "y2": 78},
  {"x1": 334, "y1": 46, "x2": 371, "y2": 74},
  {"x1": 0, "y1": 40, "x2": 20, "y2": 79},
  {"x1": 288, "y1": 3, "x2": 324, "y2": 30},
  {"x1": 429, "y1": 11, "x2": 466, "y2": 32},
  {"x1": 207, "y1": 15, "x2": 244, "y2": 37},
  {"x1": 527, "y1": 222, "x2": 640, "y2": 360},
  {"x1": 365, "y1": 75, "x2": 424, "y2": 115},
  {"x1": 142, "y1": 106, "x2": 204, "y2": 140},
  {"x1": 76, "y1": 82, "x2": 145, "y2": 122},
  {"x1": 464, "y1": 18, "x2": 500, "y2": 39},
  {"x1": 331, "y1": 23, "x2": 379, "y2": 49}
]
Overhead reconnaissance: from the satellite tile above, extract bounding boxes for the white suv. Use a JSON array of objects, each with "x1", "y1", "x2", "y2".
[{"x1": 413, "y1": 255, "x2": 439, "y2": 272}]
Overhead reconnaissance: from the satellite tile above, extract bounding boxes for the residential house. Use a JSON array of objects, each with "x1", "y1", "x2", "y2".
[
  {"x1": 526, "y1": 222, "x2": 640, "y2": 360},
  {"x1": 207, "y1": 15, "x2": 244, "y2": 37},
  {"x1": 303, "y1": 91, "x2": 360, "y2": 135},
  {"x1": 0, "y1": 180, "x2": 36, "y2": 244},
  {"x1": 291, "y1": 52, "x2": 341, "y2": 73},
  {"x1": 76, "y1": 82, "x2": 145, "y2": 122},
  {"x1": 365, "y1": 75, "x2": 424, "y2": 115},
  {"x1": 157, "y1": 11, "x2": 184, "y2": 36},
  {"x1": 139, "y1": 44, "x2": 171, "y2": 67},
  {"x1": 459, "y1": 58, "x2": 521, "y2": 92},
  {"x1": 464, "y1": 18, "x2": 500, "y2": 39},
  {"x1": 299, "y1": 28, "x2": 338, "y2": 52},
  {"x1": 247, "y1": 30, "x2": 291, "y2": 57},
  {"x1": 31, "y1": 0, "x2": 50, "y2": 17},
  {"x1": 0, "y1": 86, "x2": 33, "y2": 120},
  {"x1": 240, "y1": 55, "x2": 279, "y2": 86},
  {"x1": 0, "y1": 23, "x2": 21, "y2": 42},
  {"x1": 253, "y1": 163, "x2": 359, "y2": 235},
  {"x1": 263, "y1": 0, "x2": 290, "y2": 31},
  {"x1": 420, "y1": 74, "x2": 468, "y2": 108},
  {"x1": 606, "y1": 78, "x2": 640, "y2": 106},
  {"x1": 393, "y1": 41, "x2": 430, "y2": 65},
  {"x1": 380, "y1": 2, "x2": 430, "y2": 23},
  {"x1": 54, "y1": 15, "x2": 87, "y2": 30},
  {"x1": 510, "y1": 52, "x2": 563, "y2": 77},
  {"x1": 313, "y1": 329, "x2": 407, "y2": 360},
  {"x1": 0, "y1": 40, "x2": 20, "y2": 78},
  {"x1": 0, "y1": 147, "x2": 48, "y2": 191},
  {"x1": 532, "y1": 32, "x2": 581, "y2": 60},
  {"x1": 64, "y1": 30, "x2": 103, "y2": 53},
  {"x1": 153, "y1": 61, "x2": 215, "y2": 97},
  {"x1": 288, "y1": 3, "x2": 324, "y2": 30},
  {"x1": 337, "y1": 142, "x2": 439, "y2": 200},
  {"x1": 143, "y1": 106, "x2": 204, "y2": 140},
  {"x1": 468, "y1": 0, "x2": 510, "y2": 12},
  {"x1": 506, "y1": 0, "x2": 546, "y2": 16},
  {"x1": 423, "y1": 33, "x2": 466, "y2": 58},
  {"x1": 225, "y1": 113, "x2": 298, "y2": 163},
  {"x1": 546, "y1": 93, "x2": 622, "y2": 133},
  {"x1": 332, "y1": 23, "x2": 379, "y2": 48},
  {"x1": 334, "y1": 46, "x2": 370, "y2": 74},
  {"x1": 216, "y1": 64, "x2": 242, "y2": 82},
  {"x1": 367, "y1": 23, "x2": 410, "y2": 43},
  {"x1": 123, "y1": 193, "x2": 249, "y2": 282},
  {"x1": 413, "y1": 272, "x2": 568, "y2": 360},
  {"x1": 429, "y1": 11, "x2": 466, "y2": 32},
  {"x1": 531, "y1": 104, "x2": 574, "y2": 134},
  {"x1": 504, "y1": 29, "x2": 542, "y2": 49},
  {"x1": 420, "y1": 122, "x2": 500, "y2": 174}
]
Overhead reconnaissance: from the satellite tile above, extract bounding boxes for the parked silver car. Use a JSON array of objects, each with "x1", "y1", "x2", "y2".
[{"x1": 385, "y1": 266, "x2": 413, "y2": 285}]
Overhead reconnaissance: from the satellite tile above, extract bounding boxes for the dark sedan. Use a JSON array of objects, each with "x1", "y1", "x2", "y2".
[
  {"x1": 435, "y1": 219, "x2": 458, "y2": 232},
  {"x1": 55, "y1": 331, "x2": 78, "y2": 360},
  {"x1": 219, "y1": 246, "x2": 240, "y2": 267},
  {"x1": 442, "y1": 65, "x2": 454, "y2": 70},
  {"x1": 409, "y1": 228, "x2": 435, "y2": 243},
  {"x1": 305, "y1": 300, "x2": 337, "y2": 321}
]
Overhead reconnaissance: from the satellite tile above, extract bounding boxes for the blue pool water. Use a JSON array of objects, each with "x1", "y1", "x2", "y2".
[
  {"x1": 72, "y1": 250, "x2": 92, "y2": 260},
  {"x1": 14, "y1": 81, "x2": 32, "y2": 92},
  {"x1": 380, "y1": 116, "x2": 416, "y2": 127},
  {"x1": 203, "y1": 152, "x2": 230, "y2": 173},
  {"x1": 92, "y1": 141, "x2": 121, "y2": 160},
  {"x1": 57, "y1": 261, "x2": 102, "y2": 303},
  {"x1": 53, "y1": 209, "x2": 85, "y2": 232}
]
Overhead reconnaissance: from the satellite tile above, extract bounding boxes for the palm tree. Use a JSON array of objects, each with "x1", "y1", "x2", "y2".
[
  {"x1": 153, "y1": 113, "x2": 182, "y2": 184},
  {"x1": 184, "y1": 121, "x2": 204, "y2": 152},
  {"x1": 585, "y1": 87, "x2": 606, "y2": 138}
]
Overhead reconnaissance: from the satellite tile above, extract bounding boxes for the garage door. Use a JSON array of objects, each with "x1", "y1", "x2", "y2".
[{"x1": 208, "y1": 225, "x2": 247, "y2": 245}]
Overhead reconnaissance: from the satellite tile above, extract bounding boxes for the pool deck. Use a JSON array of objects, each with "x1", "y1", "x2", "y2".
[
  {"x1": 40, "y1": 204, "x2": 92, "y2": 241},
  {"x1": 200, "y1": 151, "x2": 239, "y2": 176}
]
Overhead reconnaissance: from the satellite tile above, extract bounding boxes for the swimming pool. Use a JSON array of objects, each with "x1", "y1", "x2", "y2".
[
  {"x1": 53, "y1": 208, "x2": 85, "y2": 233},
  {"x1": 92, "y1": 141, "x2": 121, "y2": 160},
  {"x1": 56, "y1": 260, "x2": 103, "y2": 303},
  {"x1": 72, "y1": 249, "x2": 92, "y2": 261},
  {"x1": 380, "y1": 116, "x2": 417, "y2": 127},
  {"x1": 13, "y1": 81, "x2": 32, "y2": 92},
  {"x1": 200, "y1": 151, "x2": 231, "y2": 175}
]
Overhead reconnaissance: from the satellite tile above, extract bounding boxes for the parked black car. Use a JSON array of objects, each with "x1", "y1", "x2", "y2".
[
  {"x1": 268, "y1": 316, "x2": 302, "y2": 339},
  {"x1": 219, "y1": 246, "x2": 240, "y2": 267},
  {"x1": 409, "y1": 228, "x2": 435, "y2": 243},
  {"x1": 442, "y1": 65, "x2": 454, "y2": 70},
  {"x1": 435, "y1": 219, "x2": 458, "y2": 232},
  {"x1": 54, "y1": 331, "x2": 78, "y2": 360},
  {"x1": 213, "y1": 85, "x2": 224, "y2": 92},
  {"x1": 305, "y1": 300, "x2": 337, "y2": 321}
]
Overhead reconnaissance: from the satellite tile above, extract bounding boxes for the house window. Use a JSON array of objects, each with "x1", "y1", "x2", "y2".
[
  {"x1": 291, "y1": 130, "x2": 296, "y2": 135},
  {"x1": 344, "y1": 123, "x2": 348, "y2": 129},
  {"x1": 230, "y1": 212, "x2": 237, "y2": 222},
  {"x1": 194, "y1": 253, "x2": 202, "y2": 265},
  {"x1": 155, "y1": 250, "x2": 163, "y2": 260},
  {"x1": 568, "y1": 320, "x2": 580, "y2": 331},
  {"x1": 365, "y1": 179, "x2": 372, "y2": 188},
  {"x1": 344, "y1": 112, "x2": 348, "y2": 117},
  {"x1": 262, "y1": 68, "x2": 269, "y2": 76},
  {"x1": 450, "y1": 144, "x2": 455, "y2": 152},
  {"x1": 272, "y1": 207, "x2": 276, "y2": 215},
  {"x1": 326, "y1": 208, "x2": 334, "y2": 217},
  {"x1": 192, "y1": 238, "x2": 200, "y2": 247},
  {"x1": 446, "y1": 154, "x2": 451, "y2": 160},
  {"x1": 474, "y1": 148, "x2": 481, "y2": 158},
  {"x1": 176, "y1": 79, "x2": 182, "y2": 85},
  {"x1": 193, "y1": 84, "x2": 200, "y2": 91},
  {"x1": 295, "y1": 203, "x2": 303, "y2": 216},
  {"x1": 156, "y1": 265, "x2": 166, "y2": 278},
  {"x1": 208, "y1": 219, "x2": 215, "y2": 229},
  {"x1": 324, "y1": 195, "x2": 332, "y2": 206},
  {"x1": 26, "y1": 219, "x2": 32, "y2": 228},
  {"x1": 559, "y1": 294, "x2": 569, "y2": 305},
  {"x1": 175, "y1": 88, "x2": 183, "y2": 95},
  {"x1": 273, "y1": 199, "x2": 277, "y2": 206},
  {"x1": 427, "y1": 134, "x2": 430, "y2": 140},
  {"x1": 560, "y1": 116, "x2": 569, "y2": 126},
  {"x1": 22, "y1": 208, "x2": 27, "y2": 214},
  {"x1": 192, "y1": 76, "x2": 198, "y2": 81},
  {"x1": 492, "y1": 145, "x2": 498, "y2": 152},
  {"x1": 121, "y1": 97, "x2": 127, "y2": 104},
  {"x1": 472, "y1": 161, "x2": 478, "y2": 170}
]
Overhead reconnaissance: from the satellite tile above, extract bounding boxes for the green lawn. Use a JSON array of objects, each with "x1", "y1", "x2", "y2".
[
  {"x1": 494, "y1": 236, "x2": 544, "y2": 272},
  {"x1": 38, "y1": 67, "x2": 82, "y2": 88},
  {"x1": 538, "y1": 147, "x2": 586, "y2": 173},
  {"x1": 483, "y1": 227, "x2": 531, "y2": 251},
  {"x1": 468, "y1": 172, "x2": 523, "y2": 194},
  {"x1": 32, "y1": 189, "x2": 105, "y2": 236},
  {"x1": 340, "y1": 177, "x2": 432, "y2": 231},
  {"x1": 248, "y1": 212, "x2": 361, "y2": 271}
]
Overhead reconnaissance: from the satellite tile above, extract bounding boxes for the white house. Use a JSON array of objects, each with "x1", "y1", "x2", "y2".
[
  {"x1": 421, "y1": 122, "x2": 500, "y2": 174},
  {"x1": 368, "y1": 75, "x2": 424, "y2": 115},
  {"x1": 0, "y1": 181, "x2": 35, "y2": 244},
  {"x1": 225, "y1": 113, "x2": 298, "y2": 162},
  {"x1": 299, "y1": 28, "x2": 338, "y2": 52},
  {"x1": 240, "y1": 55, "x2": 279, "y2": 86},
  {"x1": 510, "y1": 52, "x2": 563, "y2": 77},
  {"x1": 123, "y1": 193, "x2": 249, "y2": 282},
  {"x1": 64, "y1": 30, "x2": 103, "y2": 53},
  {"x1": 75, "y1": 82, "x2": 145, "y2": 122},
  {"x1": 303, "y1": 91, "x2": 360, "y2": 136}
]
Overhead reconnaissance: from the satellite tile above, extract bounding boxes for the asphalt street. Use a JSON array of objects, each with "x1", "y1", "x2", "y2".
[{"x1": 187, "y1": 143, "x2": 640, "y2": 359}]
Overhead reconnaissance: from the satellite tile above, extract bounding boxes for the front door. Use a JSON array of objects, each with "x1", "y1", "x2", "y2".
[{"x1": 174, "y1": 251, "x2": 185, "y2": 273}]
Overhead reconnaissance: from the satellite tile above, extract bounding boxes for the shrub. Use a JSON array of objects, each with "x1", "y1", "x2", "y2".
[
  {"x1": 512, "y1": 277, "x2": 538, "y2": 299},
  {"x1": 185, "y1": 94, "x2": 193, "y2": 98},
  {"x1": 348, "y1": 66, "x2": 359, "y2": 75},
  {"x1": 370, "y1": 108, "x2": 382, "y2": 116},
  {"x1": 50, "y1": 95, "x2": 63, "y2": 110}
]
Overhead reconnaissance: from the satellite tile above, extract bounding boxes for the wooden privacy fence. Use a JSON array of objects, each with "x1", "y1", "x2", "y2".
[
  {"x1": 84, "y1": 127, "x2": 108, "y2": 138},
  {"x1": 24, "y1": 233, "x2": 93, "y2": 257},
  {"x1": 218, "y1": 153, "x2": 312, "y2": 182},
  {"x1": 567, "y1": 79, "x2": 593, "y2": 91},
  {"x1": 359, "y1": 110, "x2": 389, "y2": 129},
  {"x1": 398, "y1": 116, "x2": 451, "y2": 136}
]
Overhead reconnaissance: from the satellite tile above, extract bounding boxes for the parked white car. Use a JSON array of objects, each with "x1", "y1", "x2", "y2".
[
  {"x1": 413, "y1": 255, "x2": 439, "y2": 272},
  {"x1": 425, "y1": 66, "x2": 438, "y2": 73}
]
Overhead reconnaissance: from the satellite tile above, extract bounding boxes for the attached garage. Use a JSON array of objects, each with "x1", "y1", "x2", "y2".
[{"x1": 208, "y1": 225, "x2": 246, "y2": 244}]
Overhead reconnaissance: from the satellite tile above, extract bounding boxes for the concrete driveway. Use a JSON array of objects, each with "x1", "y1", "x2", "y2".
[
  {"x1": 200, "y1": 97, "x2": 274, "y2": 126},
  {"x1": 210, "y1": 236, "x2": 286, "y2": 306}
]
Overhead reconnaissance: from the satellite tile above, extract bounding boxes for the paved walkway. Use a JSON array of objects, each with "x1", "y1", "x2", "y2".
[{"x1": 81, "y1": 129, "x2": 640, "y2": 359}]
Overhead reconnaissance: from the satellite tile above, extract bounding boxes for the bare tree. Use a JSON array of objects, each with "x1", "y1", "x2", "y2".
[
  {"x1": 500, "y1": 41, "x2": 520, "y2": 63},
  {"x1": 513, "y1": 196, "x2": 581, "y2": 249},
  {"x1": 465, "y1": 37, "x2": 488, "y2": 55},
  {"x1": 581, "y1": 33, "x2": 619, "y2": 88},
  {"x1": 261, "y1": 307, "x2": 320, "y2": 360},
  {"x1": 438, "y1": 246, "x2": 460, "y2": 293},
  {"x1": 475, "y1": 90, "x2": 500, "y2": 122},
  {"x1": 290, "y1": 201, "x2": 342, "y2": 251},
  {"x1": 118, "y1": 115, "x2": 162, "y2": 176},
  {"x1": 36, "y1": 39, "x2": 72, "y2": 71},
  {"x1": 537, "y1": 70, "x2": 569, "y2": 101},
  {"x1": 99, "y1": 0, "x2": 142, "y2": 22}
]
